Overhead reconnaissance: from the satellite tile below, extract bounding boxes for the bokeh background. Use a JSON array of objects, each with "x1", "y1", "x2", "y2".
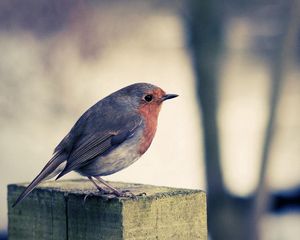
[{"x1": 0, "y1": 0, "x2": 299, "y2": 239}]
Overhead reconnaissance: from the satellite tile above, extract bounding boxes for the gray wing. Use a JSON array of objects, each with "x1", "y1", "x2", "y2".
[{"x1": 56, "y1": 116, "x2": 142, "y2": 179}]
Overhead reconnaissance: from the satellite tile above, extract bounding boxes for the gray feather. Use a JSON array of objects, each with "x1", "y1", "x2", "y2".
[{"x1": 12, "y1": 153, "x2": 66, "y2": 207}]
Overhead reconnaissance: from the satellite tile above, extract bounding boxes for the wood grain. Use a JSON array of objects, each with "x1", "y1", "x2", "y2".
[{"x1": 8, "y1": 180, "x2": 207, "y2": 240}]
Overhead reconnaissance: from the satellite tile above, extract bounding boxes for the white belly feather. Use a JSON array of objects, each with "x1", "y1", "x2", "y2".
[{"x1": 77, "y1": 128, "x2": 143, "y2": 176}]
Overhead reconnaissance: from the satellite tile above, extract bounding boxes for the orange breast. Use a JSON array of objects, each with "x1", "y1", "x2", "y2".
[{"x1": 138, "y1": 103, "x2": 161, "y2": 154}]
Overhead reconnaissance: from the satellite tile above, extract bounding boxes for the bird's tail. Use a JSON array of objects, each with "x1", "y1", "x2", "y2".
[{"x1": 12, "y1": 153, "x2": 66, "y2": 207}]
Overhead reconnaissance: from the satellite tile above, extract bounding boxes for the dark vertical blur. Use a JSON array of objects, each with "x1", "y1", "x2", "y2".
[
  {"x1": 186, "y1": 1, "x2": 255, "y2": 239},
  {"x1": 186, "y1": 0, "x2": 300, "y2": 239},
  {"x1": 254, "y1": 0, "x2": 300, "y2": 237}
]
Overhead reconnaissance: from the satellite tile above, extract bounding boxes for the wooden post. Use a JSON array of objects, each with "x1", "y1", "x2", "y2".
[{"x1": 8, "y1": 180, "x2": 207, "y2": 240}]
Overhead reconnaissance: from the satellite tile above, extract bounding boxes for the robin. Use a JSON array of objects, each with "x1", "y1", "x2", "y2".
[{"x1": 13, "y1": 82, "x2": 178, "y2": 207}]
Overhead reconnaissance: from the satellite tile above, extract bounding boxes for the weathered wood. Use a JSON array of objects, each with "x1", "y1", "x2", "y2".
[{"x1": 8, "y1": 180, "x2": 207, "y2": 240}]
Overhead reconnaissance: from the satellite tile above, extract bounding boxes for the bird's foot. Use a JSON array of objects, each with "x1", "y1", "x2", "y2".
[
  {"x1": 114, "y1": 190, "x2": 147, "y2": 199},
  {"x1": 136, "y1": 192, "x2": 147, "y2": 197},
  {"x1": 83, "y1": 189, "x2": 147, "y2": 203},
  {"x1": 96, "y1": 188, "x2": 111, "y2": 195},
  {"x1": 83, "y1": 192, "x2": 97, "y2": 204},
  {"x1": 120, "y1": 190, "x2": 137, "y2": 199}
]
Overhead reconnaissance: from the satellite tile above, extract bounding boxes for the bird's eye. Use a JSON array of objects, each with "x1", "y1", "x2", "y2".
[{"x1": 144, "y1": 94, "x2": 153, "y2": 102}]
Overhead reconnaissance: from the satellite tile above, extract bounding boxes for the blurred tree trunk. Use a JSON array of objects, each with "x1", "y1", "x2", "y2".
[
  {"x1": 253, "y1": 0, "x2": 300, "y2": 238},
  {"x1": 185, "y1": 0, "x2": 224, "y2": 198},
  {"x1": 185, "y1": 0, "x2": 299, "y2": 239},
  {"x1": 185, "y1": 1, "x2": 254, "y2": 239}
]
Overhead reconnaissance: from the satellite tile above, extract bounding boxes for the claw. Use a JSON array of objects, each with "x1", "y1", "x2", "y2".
[
  {"x1": 115, "y1": 190, "x2": 137, "y2": 199},
  {"x1": 137, "y1": 192, "x2": 147, "y2": 197},
  {"x1": 83, "y1": 192, "x2": 94, "y2": 205},
  {"x1": 97, "y1": 188, "x2": 111, "y2": 195}
]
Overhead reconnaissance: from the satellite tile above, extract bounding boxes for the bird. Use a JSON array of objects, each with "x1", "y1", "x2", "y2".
[{"x1": 12, "y1": 82, "x2": 178, "y2": 207}]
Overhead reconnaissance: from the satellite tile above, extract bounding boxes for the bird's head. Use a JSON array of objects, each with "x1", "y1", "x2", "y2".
[{"x1": 116, "y1": 83, "x2": 178, "y2": 116}]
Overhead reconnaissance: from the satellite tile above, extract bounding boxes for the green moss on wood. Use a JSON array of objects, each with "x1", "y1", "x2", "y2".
[{"x1": 8, "y1": 180, "x2": 207, "y2": 240}]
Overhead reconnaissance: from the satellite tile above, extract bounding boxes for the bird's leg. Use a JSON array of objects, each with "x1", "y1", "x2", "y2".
[
  {"x1": 88, "y1": 176, "x2": 110, "y2": 194},
  {"x1": 94, "y1": 176, "x2": 124, "y2": 196},
  {"x1": 94, "y1": 176, "x2": 140, "y2": 199}
]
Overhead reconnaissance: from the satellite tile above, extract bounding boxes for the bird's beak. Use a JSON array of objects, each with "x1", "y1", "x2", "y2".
[{"x1": 162, "y1": 94, "x2": 179, "y2": 101}]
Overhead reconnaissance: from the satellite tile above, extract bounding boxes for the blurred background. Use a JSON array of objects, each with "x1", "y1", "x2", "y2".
[{"x1": 0, "y1": 0, "x2": 299, "y2": 239}]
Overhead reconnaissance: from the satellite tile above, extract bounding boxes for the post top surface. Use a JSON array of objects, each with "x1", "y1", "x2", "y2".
[{"x1": 9, "y1": 179, "x2": 204, "y2": 201}]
